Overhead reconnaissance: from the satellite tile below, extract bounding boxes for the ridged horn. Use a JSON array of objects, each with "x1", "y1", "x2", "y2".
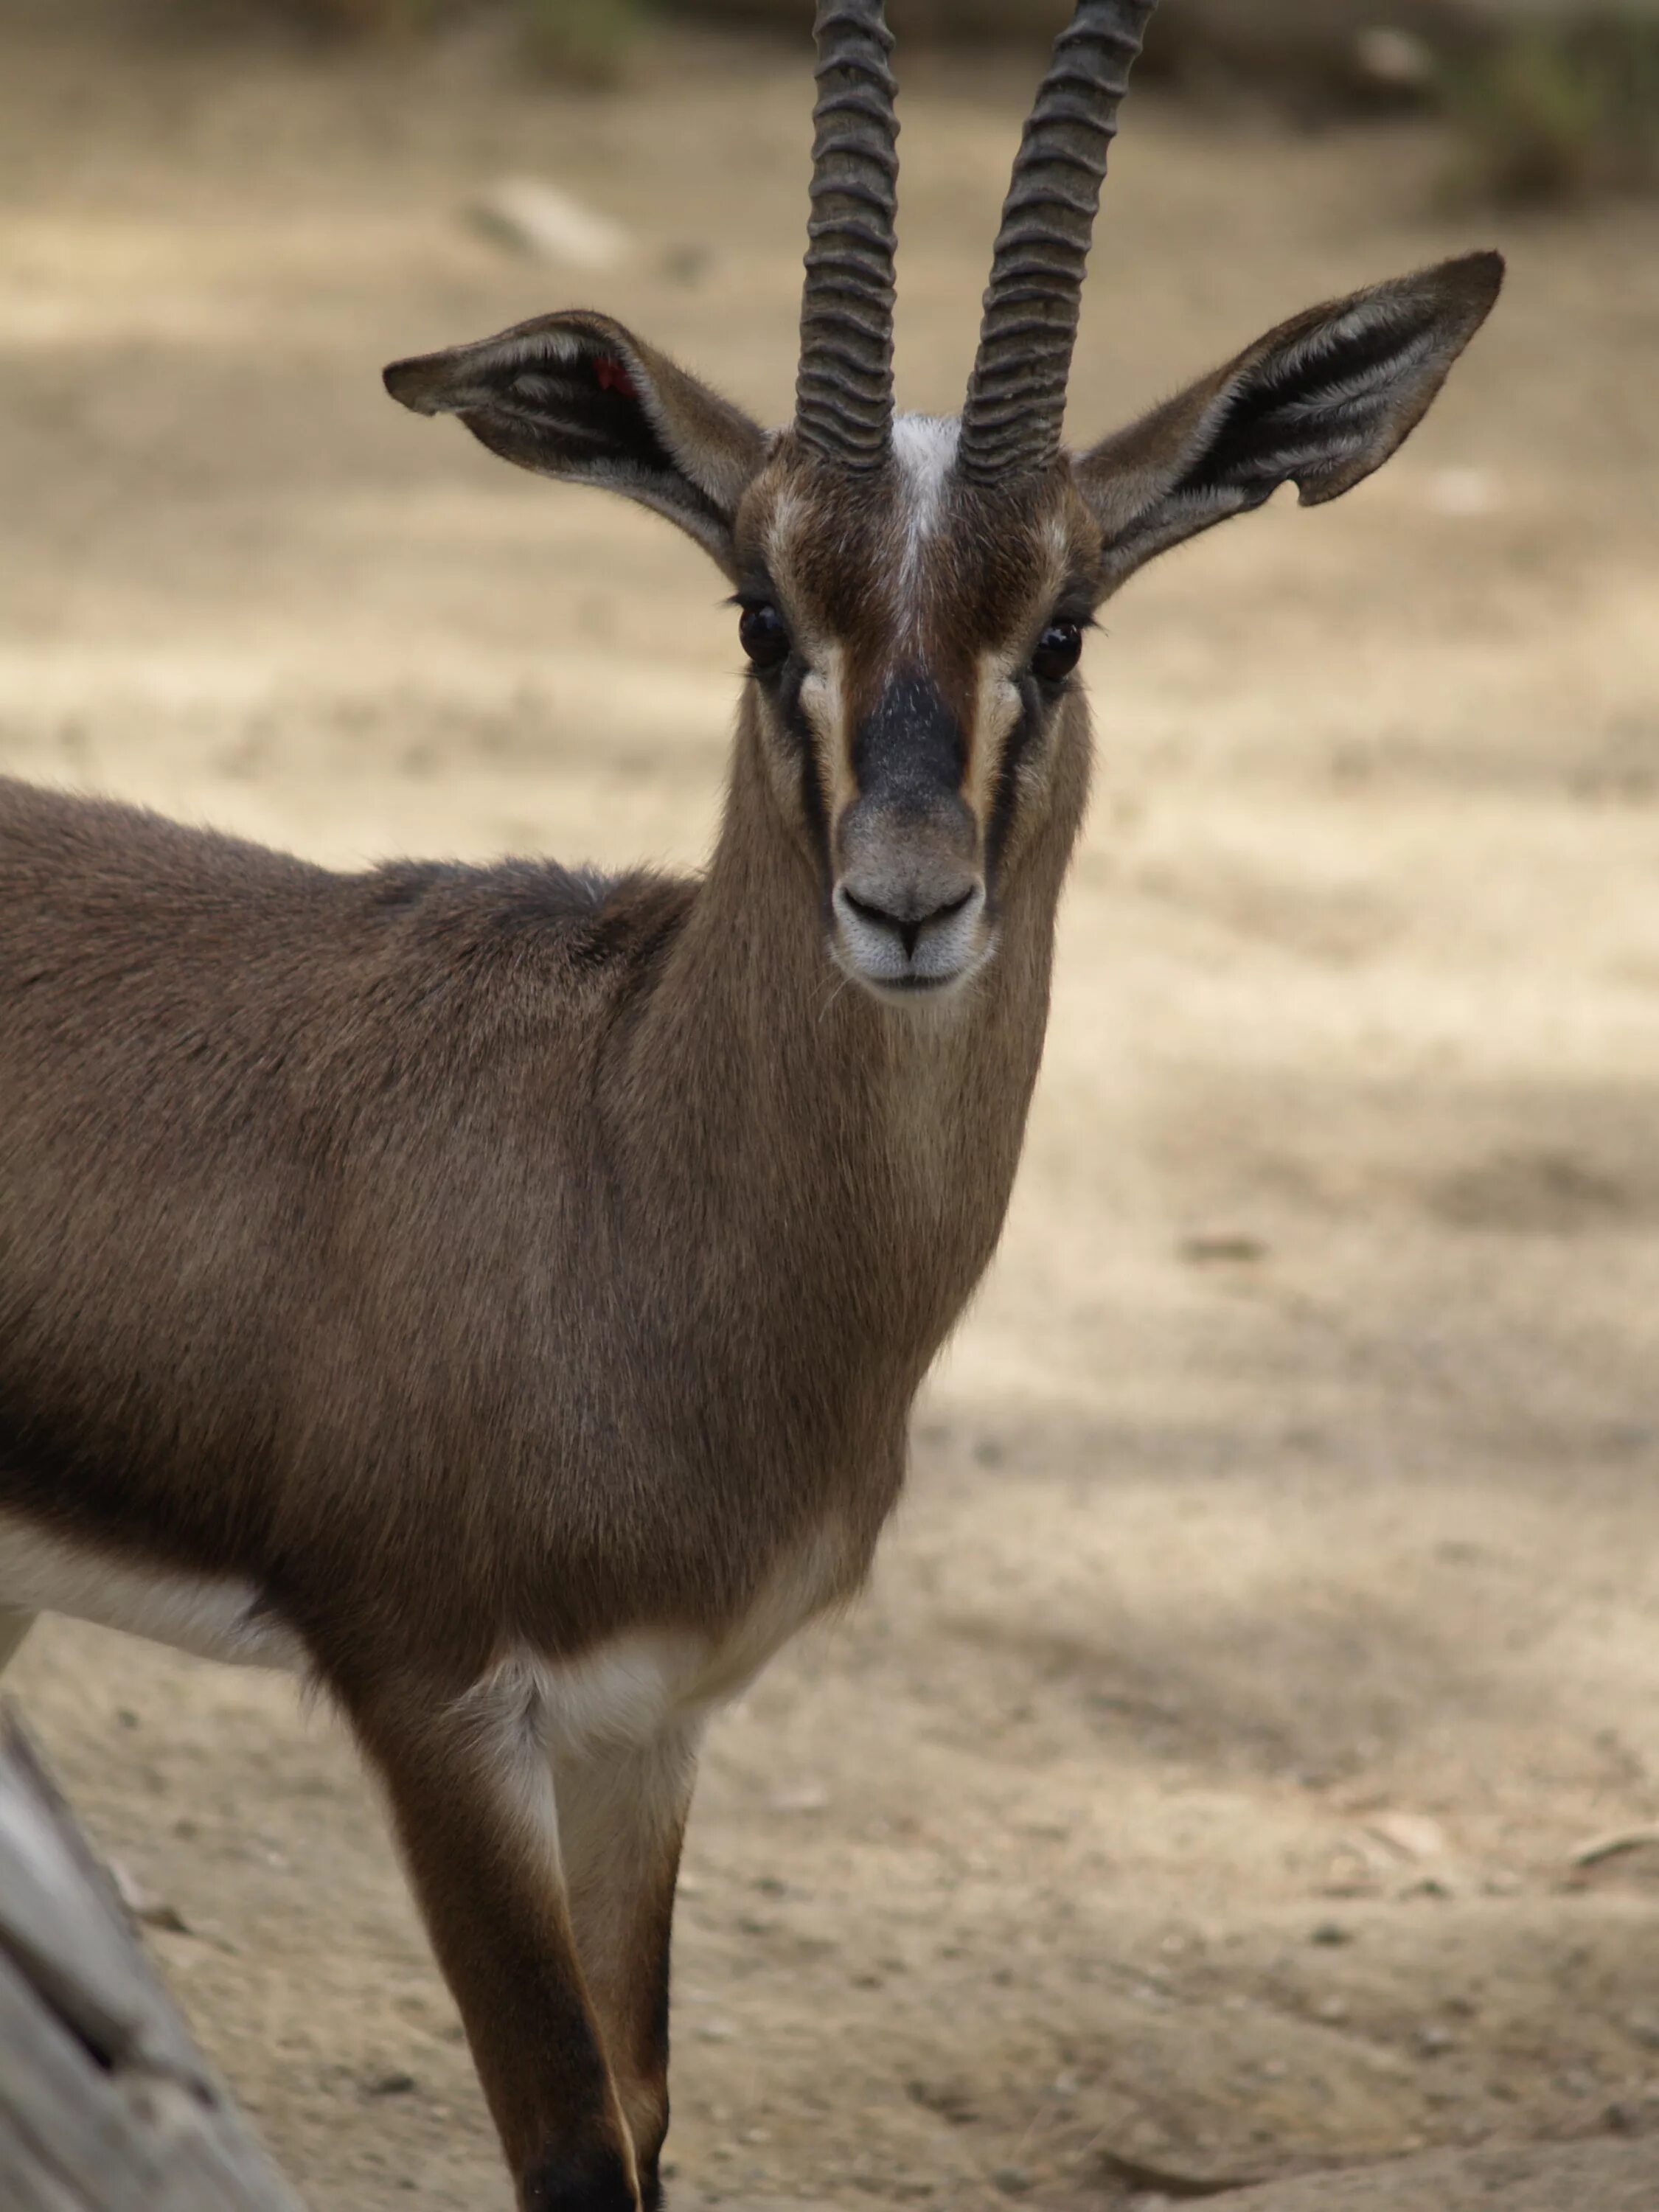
[
  {"x1": 958, "y1": 0, "x2": 1156, "y2": 484},
  {"x1": 795, "y1": 0, "x2": 899, "y2": 476}
]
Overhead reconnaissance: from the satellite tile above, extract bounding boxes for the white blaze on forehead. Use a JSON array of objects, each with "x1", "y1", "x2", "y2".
[
  {"x1": 766, "y1": 479, "x2": 810, "y2": 560},
  {"x1": 891, "y1": 414, "x2": 960, "y2": 600}
]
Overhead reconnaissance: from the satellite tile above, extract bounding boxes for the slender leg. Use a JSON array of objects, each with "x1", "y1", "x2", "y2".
[
  {"x1": 555, "y1": 1726, "x2": 700, "y2": 2212},
  {"x1": 0, "y1": 1608, "x2": 35, "y2": 1674},
  {"x1": 343, "y1": 1672, "x2": 641, "y2": 2212}
]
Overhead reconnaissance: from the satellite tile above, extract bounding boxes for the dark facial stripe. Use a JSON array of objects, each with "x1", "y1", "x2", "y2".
[
  {"x1": 774, "y1": 658, "x2": 832, "y2": 880},
  {"x1": 851, "y1": 669, "x2": 966, "y2": 811}
]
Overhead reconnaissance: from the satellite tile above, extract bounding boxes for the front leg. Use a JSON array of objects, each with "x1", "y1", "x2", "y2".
[
  {"x1": 556, "y1": 1726, "x2": 700, "y2": 2211},
  {"x1": 344, "y1": 1672, "x2": 641, "y2": 2212}
]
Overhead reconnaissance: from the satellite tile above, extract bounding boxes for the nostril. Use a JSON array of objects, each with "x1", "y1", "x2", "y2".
[
  {"x1": 840, "y1": 888, "x2": 920, "y2": 956},
  {"x1": 838, "y1": 885, "x2": 981, "y2": 961},
  {"x1": 931, "y1": 888, "x2": 976, "y2": 924},
  {"x1": 841, "y1": 888, "x2": 900, "y2": 933}
]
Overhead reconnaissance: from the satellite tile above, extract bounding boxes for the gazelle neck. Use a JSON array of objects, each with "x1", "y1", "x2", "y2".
[{"x1": 622, "y1": 695, "x2": 1088, "y2": 1397}]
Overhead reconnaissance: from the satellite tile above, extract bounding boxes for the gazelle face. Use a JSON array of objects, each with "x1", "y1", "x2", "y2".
[
  {"x1": 736, "y1": 420, "x2": 1100, "y2": 1004},
  {"x1": 383, "y1": 0, "x2": 1500, "y2": 1021}
]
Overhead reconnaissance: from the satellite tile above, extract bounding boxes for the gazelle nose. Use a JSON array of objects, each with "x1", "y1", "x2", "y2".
[{"x1": 838, "y1": 884, "x2": 977, "y2": 960}]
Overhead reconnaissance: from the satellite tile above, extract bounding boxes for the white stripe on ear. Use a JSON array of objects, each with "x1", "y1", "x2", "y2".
[
  {"x1": 1273, "y1": 325, "x2": 1442, "y2": 422},
  {"x1": 384, "y1": 310, "x2": 769, "y2": 580},
  {"x1": 1074, "y1": 250, "x2": 1504, "y2": 591}
]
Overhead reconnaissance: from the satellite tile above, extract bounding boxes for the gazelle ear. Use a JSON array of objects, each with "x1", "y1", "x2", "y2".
[
  {"x1": 1074, "y1": 251, "x2": 1504, "y2": 599},
  {"x1": 384, "y1": 310, "x2": 770, "y2": 580}
]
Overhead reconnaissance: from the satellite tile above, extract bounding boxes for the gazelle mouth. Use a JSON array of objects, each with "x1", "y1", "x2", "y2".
[
  {"x1": 868, "y1": 971, "x2": 958, "y2": 998},
  {"x1": 829, "y1": 877, "x2": 990, "y2": 1004},
  {"x1": 842, "y1": 965, "x2": 982, "y2": 1012},
  {"x1": 829, "y1": 928, "x2": 995, "y2": 1008}
]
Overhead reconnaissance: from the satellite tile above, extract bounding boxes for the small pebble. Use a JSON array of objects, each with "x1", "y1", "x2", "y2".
[
  {"x1": 1310, "y1": 1921, "x2": 1353, "y2": 1947},
  {"x1": 768, "y1": 1780, "x2": 829, "y2": 1815},
  {"x1": 1427, "y1": 466, "x2": 1502, "y2": 518},
  {"x1": 465, "y1": 178, "x2": 630, "y2": 271},
  {"x1": 1354, "y1": 25, "x2": 1434, "y2": 88},
  {"x1": 661, "y1": 243, "x2": 712, "y2": 285},
  {"x1": 1180, "y1": 1231, "x2": 1267, "y2": 1265},
  {"x1": 364, "y1": 2069, "x2": 417, "y2": 2098}
]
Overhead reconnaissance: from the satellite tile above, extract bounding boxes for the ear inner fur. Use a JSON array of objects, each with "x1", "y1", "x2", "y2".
[
  {"x1": 1074, "y1": 251, "x2": 1505, "y2": 597},
  {"x1": 383, "y1": 310, "x2": 768, "y2": 575}
]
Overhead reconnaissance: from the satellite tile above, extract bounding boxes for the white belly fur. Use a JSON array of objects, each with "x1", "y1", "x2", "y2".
[
  {"x1": 0, "y1": 1509, "x2": 859, "y2": 1754},
  {"x1": 0, "y1": 1510, "x2": 305, "y2": 1670}
]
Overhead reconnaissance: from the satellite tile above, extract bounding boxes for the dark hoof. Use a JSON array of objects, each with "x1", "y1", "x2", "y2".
[{"x1": 521, "y1": 2142, "x2": 639, "y2": 2212}]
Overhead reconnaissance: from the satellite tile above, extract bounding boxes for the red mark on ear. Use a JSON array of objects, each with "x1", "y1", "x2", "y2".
[{"x1": 594, "y1": 355, "x2": 638, "y2": 401}]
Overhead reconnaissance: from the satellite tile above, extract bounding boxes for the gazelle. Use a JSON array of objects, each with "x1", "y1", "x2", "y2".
[{"x1": 0, "y1": 3, "x2": 1500, "y2": 2206}]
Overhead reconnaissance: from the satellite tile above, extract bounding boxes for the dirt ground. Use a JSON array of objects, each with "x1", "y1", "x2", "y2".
[{"x1": 2, "y1": 11, "x2": 1658, "y2": 2210}]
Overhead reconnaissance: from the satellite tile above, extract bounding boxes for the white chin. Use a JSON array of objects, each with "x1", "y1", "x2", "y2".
[{"x1": 860, "y1": 971, "x2": 965, "y2": 1002}]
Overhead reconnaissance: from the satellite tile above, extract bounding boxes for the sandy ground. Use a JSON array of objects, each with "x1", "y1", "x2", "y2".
[{"x1": 2, "y1": 12, "x2": 1658, "y2": 2209}]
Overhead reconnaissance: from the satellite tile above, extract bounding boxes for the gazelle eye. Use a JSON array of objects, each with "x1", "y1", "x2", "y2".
[
  {"x1": 1030, "y1": 619, "x2": 1083, "y2": 684},
  {"x1": 739, "y1": 602, "x2": 791, "y2": 673}
]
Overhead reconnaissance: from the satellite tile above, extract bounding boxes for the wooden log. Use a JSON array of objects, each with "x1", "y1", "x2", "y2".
[{"x1": 0, "y1": 1705, "x2": 308, "y2": 2212}]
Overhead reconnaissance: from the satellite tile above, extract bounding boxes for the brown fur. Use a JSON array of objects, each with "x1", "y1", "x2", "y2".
[
  {"x1": 0, "y1": 154, "x2": 1500, "y2": 2212},
  {"x1": 0, "y1": 605, "x2": 1080, "y2": 2207},
  {"x1": 0, "y1": 666, "x2": 1076, "y2": 1655}
]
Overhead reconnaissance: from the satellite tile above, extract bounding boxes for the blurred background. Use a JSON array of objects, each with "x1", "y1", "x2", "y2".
[{"x1": 3, "y1": 4, "x2": 1658, "y2": 2209}]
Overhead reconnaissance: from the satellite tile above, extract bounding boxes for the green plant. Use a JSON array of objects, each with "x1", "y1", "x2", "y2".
[
  {"x1": 521, "y1": 0, "x2": 652, "y2": 85},
  {"x1": 249, "y1": 0, "x2": 651, "y2": 81},
  {"x1": 282, "y1": 0, "x2": 442, "y2": 29},
  {"x1": 1439, "y1": 8, "x2": 1659, "y2": 207}
]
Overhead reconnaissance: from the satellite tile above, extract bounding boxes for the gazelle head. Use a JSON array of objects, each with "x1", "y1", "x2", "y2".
[{"x1": 385, "y1": 1, "x2": 1500, "y2": 1007}]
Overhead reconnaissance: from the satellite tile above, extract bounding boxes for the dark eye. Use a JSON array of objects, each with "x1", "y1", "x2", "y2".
[
  {"x1": 1030, "y1": 619, "x2": 1083, "y2": 685},
  {"x1": 739, "y1": 602, "x2": 791, "y2": 673}
]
